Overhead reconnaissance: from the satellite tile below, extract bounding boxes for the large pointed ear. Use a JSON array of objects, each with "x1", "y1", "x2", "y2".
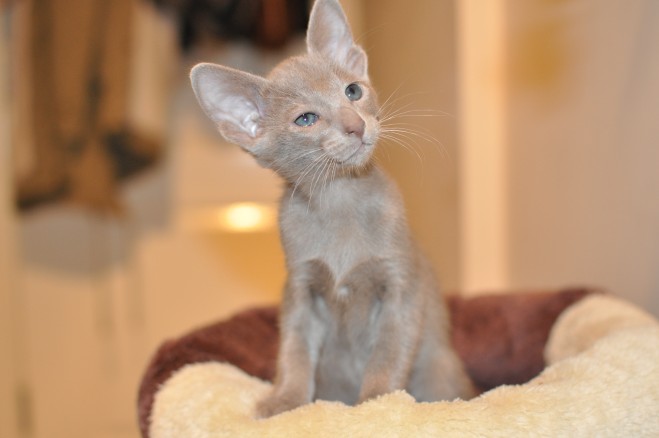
[
  {"x1": 190, "y1": 63, "x2": 268, "y2": 150},
  {"x1": 306, "y1": 0, "x2": 368, "y2": 78}
]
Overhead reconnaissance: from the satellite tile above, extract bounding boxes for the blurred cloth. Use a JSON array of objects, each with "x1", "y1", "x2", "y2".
[
  {"x1": 13, "y1": 0, "x2": 309, "y2": 214},
  {"x1": 14, "y1": 0, "x2": 161, "y2": 214},
  {"x1": 148, "y1": 0, "x2": 309, "y2": 50}
]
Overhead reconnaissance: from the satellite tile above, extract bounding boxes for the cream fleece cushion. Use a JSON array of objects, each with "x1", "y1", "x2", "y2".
[{"x1": 150, "y1": 295, "x2": 659, "y2": 438}]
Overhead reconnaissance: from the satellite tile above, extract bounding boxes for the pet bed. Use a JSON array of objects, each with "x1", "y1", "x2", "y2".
[{"x1": 137, "y1": 288, "x2": 659, "y2": 437}]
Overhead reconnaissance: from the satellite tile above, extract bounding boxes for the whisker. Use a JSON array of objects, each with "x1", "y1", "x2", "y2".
[
  {"x1": 377, "y1": 88, "x2": 429, "y2": 115},
  {"x1": 310, "y1": 155, "x2": 331, "y2": 203},
  {"x1": 379, "y1": 105, "x2": 451, "y2": 127},
  {"x1": 381, "y1": 125, "x2": 452, "y2": 164},
  {"x1": 320, "y1": 158, "x2": 338, "y2": 210},
  {"x1": 382, "y1": 125, "x2": 438, "y2": 145},
  {"x1": 381, "y1": 110, "x2": 451, "y2": 122},
  {"x1": 306, "y1": 152, "x2": 332, "y2": 207},
  {"x1": 377, "y1": 83, "x2": 408, "y2": 118},
  {"x1": 379, "y1": 100, "x2": 417, "y2": 122},
  {"x1": 379, "y1": 133, "x2": 424, "y2": 166},
  {"x1": 377, "y1": 90, "x2": 445, "y2": 120},
  {"x1": 290, "y1": 150, "x2": 328, "y2": 202}
]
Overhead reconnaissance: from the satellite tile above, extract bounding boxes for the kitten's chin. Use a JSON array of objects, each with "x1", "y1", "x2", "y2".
[
  {"x1": 344, "y1": 141, "x2": 376, "y2": 168},
  {"x1": 321, "y1": 131, "x2": 379, "y2": 170}
]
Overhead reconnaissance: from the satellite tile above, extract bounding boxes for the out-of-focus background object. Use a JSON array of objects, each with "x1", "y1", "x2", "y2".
[
  {"x1": 14, "y1": 0, "x2": 161, "y2": 213},
  {"x1": 0, "y1": 0, "x2": 658, "y2": 437}
]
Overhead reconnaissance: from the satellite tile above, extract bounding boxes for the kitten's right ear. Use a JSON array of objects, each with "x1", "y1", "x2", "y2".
[
  {"x1": 190, "y1": 63, "x2": 268, "y2": 150},
  {"x1": 307, "y1": 0, "x2": 368, "y2": 78}
]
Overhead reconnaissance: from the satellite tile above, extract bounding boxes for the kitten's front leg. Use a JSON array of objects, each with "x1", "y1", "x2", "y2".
[
  {"x1": 358, "y1": 273, "x2": 421, "y2": 402},
  {"x1": 255, "y1": 322, "x2": 315, "y2": 418},
  {"x1": 358, "y1": 307, "x2": 420, "y2": 402},
  {"x1": 256, "y1": 262, "x2": 330, "y2": 418}
]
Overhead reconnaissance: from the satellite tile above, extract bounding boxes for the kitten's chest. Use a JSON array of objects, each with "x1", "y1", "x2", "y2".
[
  {"x1": 285, "y1": 202, "x2": 377, "y2": 275},
  {"x1": 280, "y1": 176, "x2": 402, "y2": 280}
]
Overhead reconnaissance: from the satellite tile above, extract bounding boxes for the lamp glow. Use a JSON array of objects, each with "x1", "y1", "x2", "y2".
[{"x1": 217, "y1": 202, "x2": 275, "y2": 232}]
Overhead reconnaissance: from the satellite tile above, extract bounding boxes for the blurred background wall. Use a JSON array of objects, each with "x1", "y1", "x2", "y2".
[
  {"x1": 505, "y1": 0, "x2": 659, "y2": 318},
  {"x1": 0, "y1": 0, "x2": 658, "y2": 437}
]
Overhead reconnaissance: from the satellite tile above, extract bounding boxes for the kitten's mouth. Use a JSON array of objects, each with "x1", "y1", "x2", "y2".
[
  {"x1": 340, "y1": 139, "x2": 375, "y2": 166},
  {"x1": 325, "y1": 132, "x2": 379, "y2": 167}
]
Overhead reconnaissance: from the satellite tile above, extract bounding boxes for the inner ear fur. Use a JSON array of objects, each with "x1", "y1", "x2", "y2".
[
  {"x1": 190, "y1": 63, "x2": 269, "y2": 149},
  {"x1": 306, "y1": 0, "x2": 368, "y2": 78}
]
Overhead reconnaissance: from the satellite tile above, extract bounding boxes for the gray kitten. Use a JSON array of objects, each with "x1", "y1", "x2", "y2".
[{"x1": 190, "y1": 0, "x2": 474, "y2": 418}]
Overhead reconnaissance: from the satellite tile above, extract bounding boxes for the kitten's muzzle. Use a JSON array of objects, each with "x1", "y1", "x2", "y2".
[{"x1": 340, "y1": 107, "x2": 365, "y2": 140}]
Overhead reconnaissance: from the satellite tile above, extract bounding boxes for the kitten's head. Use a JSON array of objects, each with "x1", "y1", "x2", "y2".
[{"x1": 190, "y1": 0, "x2": 380, "y2": 185}]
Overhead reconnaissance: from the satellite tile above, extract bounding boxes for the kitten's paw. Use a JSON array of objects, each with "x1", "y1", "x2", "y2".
[{"x1": 255, "y1": 390, "x2": 308, "y2": 419}]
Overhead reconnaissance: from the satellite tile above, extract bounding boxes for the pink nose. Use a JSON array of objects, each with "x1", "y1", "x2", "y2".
[{"x1": 340, "y1": 107, "x2": 365, "y2": 140}]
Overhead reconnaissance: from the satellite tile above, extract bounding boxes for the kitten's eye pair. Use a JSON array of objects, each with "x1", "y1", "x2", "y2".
[{"x1": 293, "y1": 83, "x2": 362, "y2": 127}]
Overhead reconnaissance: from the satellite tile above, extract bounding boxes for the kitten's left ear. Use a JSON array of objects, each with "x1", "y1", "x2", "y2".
[
  {"x1": 190, "y1": 63, "x2": 268, "y2": 151},
  {"x1": 307, "y1": 0, "x2": 368, "y2": 78}
]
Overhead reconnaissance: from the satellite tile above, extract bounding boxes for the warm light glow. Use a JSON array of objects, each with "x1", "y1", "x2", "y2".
[{"x1": 216, "y1": 202, "x2": 276, "y2": 233}]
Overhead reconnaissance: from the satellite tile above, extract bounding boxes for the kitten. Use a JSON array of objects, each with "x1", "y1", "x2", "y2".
[{"x1": 190, "y1": 0, "x2": 474, "y2": 418}]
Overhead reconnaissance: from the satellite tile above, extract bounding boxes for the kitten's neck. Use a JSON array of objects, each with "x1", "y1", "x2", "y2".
[{"x1": 283, "y1": 161, "x2": 379, "y2": 204}]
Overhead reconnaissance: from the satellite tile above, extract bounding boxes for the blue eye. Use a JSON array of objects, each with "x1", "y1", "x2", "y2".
[
  {"x1": 294, "y1": 113, "x2": 319, "y2": 127},
  {"x1": 345, "y1": 83, "x2": 363, "y2": 101}
]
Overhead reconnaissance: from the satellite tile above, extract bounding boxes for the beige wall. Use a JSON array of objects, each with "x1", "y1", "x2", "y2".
[
  {"x1": 1, "y1": 8, "x2": 19, "y2": 438},
  {"x1": 364, "y1": 0, "x2": 460, "y2": 290},
  {"x1": 363, "y1": 0, "x2": 659, "y2": 315},
  {"x1": 455, "y1": 0, "x2": 509, "y2": 293},
  {"x1": 506, "y1": 0, "x2": 659, "y2": 316}
]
